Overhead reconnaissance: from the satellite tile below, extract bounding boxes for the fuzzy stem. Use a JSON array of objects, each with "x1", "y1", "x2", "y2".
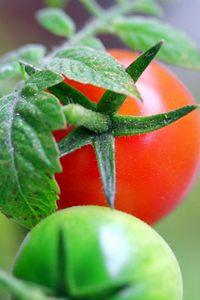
[{"x1": 63, "y1": 104, "x2": 110, "y2": 134}]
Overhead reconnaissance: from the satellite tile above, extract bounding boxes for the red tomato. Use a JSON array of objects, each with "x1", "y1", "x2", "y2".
[{"x1": 54, "y1": 50, "x2": 200, "y2": 224}]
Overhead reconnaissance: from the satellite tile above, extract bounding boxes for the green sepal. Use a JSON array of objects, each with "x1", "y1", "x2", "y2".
[
  {"x1": 59, "y1": 127, "x2": 95, "y2": 157},
  {"x1": 97, "y1": 41, "x2": 163, "y2": 114},
  {"x1": 36, "y1": 8, "x2": 75, "y2": 38},
  {"x1": 49, "y1": 82, "x2": 97, "y2": 110},
  {"x1": 112, "y1": 105, "x2": 198, "y2": 136},
  {"x1": 92, "y1": 133, "x2": 115, "y2": 208},
  {"x1": 127, "y1": 40, "x2": 163, "y2": 82}
]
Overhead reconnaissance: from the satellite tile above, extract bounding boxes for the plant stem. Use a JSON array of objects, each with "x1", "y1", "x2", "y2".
[
  {"x1": 63, "y1": 104, "x2": 110, "y2": 134},
  {"x1": 0, "y1": 270, "x2": 49, "y2": 300},
  {"x1": 70, "y1": 1, "x2": 144, "y2": 42},
  {"x1": 44, "y1": 0, "x2": 142, "y2": 61}
]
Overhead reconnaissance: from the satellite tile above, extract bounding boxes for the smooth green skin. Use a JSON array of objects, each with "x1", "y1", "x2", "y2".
[{"x1": 13, "y1": 206, "x2": 182, "y2": 300}]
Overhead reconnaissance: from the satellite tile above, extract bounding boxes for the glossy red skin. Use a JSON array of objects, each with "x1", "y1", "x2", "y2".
[{"x1": 54, "y1": 50, "x2": 200, "y2": 224}]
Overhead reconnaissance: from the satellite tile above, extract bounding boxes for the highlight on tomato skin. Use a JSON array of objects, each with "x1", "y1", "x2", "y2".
[
  {"x1": 54, "y1": 50, "x2": 200, "y2": 225},
  {"x1": 13, "y1": 206, "x2": 183, "y2": 300}
]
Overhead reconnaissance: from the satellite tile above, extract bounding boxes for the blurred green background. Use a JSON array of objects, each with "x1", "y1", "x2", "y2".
[{"x1": 0, "y1": 0, "x2": 200, "y2": 299}]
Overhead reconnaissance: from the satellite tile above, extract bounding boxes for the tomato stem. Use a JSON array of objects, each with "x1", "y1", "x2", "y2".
[{"x1": 63, "y1": 104, "x2": 110, "y2": 134}]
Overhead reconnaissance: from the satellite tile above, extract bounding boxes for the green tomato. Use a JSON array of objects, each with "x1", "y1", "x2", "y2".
[{"x1": 13, "y1": 206, "x2": 182, "y2": 300}]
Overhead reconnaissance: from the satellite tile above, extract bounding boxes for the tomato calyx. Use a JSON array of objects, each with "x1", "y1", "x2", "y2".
[
  {"x1": 23, "y1": 42, "x2": 199, "y2": 209},
  {"x1": 56, "y1": 42, "x2": 198, "y2": 208}
]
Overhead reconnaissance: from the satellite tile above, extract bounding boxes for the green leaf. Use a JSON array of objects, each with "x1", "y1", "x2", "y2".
[
  {"x1": 112, "y1": 105, "x2": 198, "y2": 136},
  {"x1": 36, "y1": 8, "x2": 75, "y2": 38},
  {"x1": 0, "y1": 45, "x2": 46, "y2": 80},
  {"x1": 75, "y1": 37, "x2": 106, "y2": 51},
  {"x1": 114, "y1": 17, "x2": 200, "y2": 69},
  {"x1": 59, "y1": 127, "x2": 94, "y2": 157},
  {"x1": 133, "y1": 0, "x2": 163, "y2": 17},
  {"x1": 49, "y1": 82, "x2": 97, "y2": 110},
  {"x1": 97, "y1": 41, "x2": 163, "y2": 114},
  {"x1": 79, "y1": 0, "x2": 103, "y2": 17},
  {"x1": 92, "y1": 133, "x2": 115, "y2": 208},
  {"x1": 45, "y1": 0, "x2": 68, "y2": 8},
  {"x1": 0, "y1": 88, "x2": 66, "y2": 228},
  {"x1": 22, "y1": 63, "x2": 97, "y2": 110},
  {"x1": 47, "y1": 46, "x2": 140, "y2": 99},
  {"x1": 26, "y1": 70, "x2": 64, "y2": 90}
]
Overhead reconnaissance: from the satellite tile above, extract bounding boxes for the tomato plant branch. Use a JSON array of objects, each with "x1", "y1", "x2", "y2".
[
  {"x1": 72, "y1": 1, "x2": 149, "y2": 40},
  {"x1": 47, "y1": 0, "x2": 149, "y2": 59}
]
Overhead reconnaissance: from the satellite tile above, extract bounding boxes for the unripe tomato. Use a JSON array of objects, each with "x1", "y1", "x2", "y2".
[
  {"x1": 13, "y1": 206, "x2": 182, "y2": 300},
  {"x1": 55, "y1": 50, "x2": 200, "y2": 224}
]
